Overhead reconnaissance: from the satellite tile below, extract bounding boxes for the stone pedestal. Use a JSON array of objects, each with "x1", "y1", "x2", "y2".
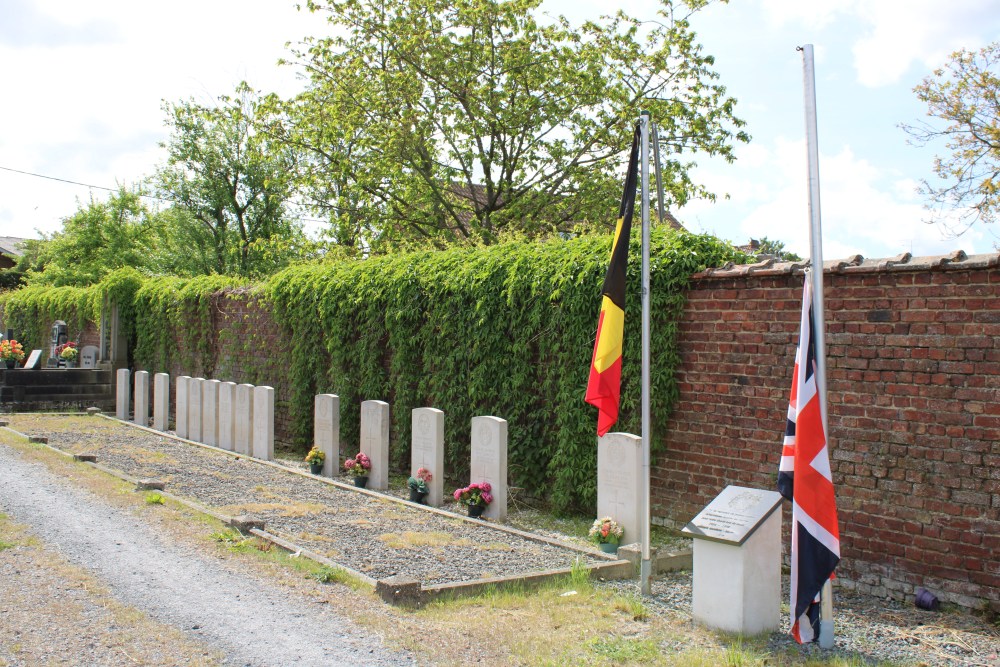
[
  {"x1": 597, "y1": 432, "x2": 642, "y2": 547},
  {"x1": 218, "y1": 381, "x2": 236, "y2": 451},
  {"x1": 133, "y1": 370, "x2": 149, "y2": 427},
  {"x1": 411, "y1": 408, "x2": 444, "y2": 507},
  {"x1": 234, "y1": 384, "x2": 254, "y2": 456},
  {"x1": 360, "y1": 400, "x2": 390, "y2": 490},
  {"x1": 175, "y1": 376, "x2": 190, "y2": 438},
  {"x1": 202, "y1": 379, "x2": 220, "y2": 447},
  {"x1": 115, "y1": 368, "x2": 130, "y2": 420},
  {"x1": 470, "y1": 416, "x2": 507, "y2": 520},
  {"x1": 153, "y1": 373, "x2": 170, "y2": 431},
  {"x1": 252, "y1": 385, "x2": 274, "y2": 461},
  {"x1": 314, "y1": 394, "x2": 339, "y2": 478}
]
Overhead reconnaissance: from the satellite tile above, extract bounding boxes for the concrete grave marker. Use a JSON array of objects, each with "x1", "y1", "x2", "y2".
[
  {"x1": 116, "y1": 368, "x2": 130, "y2": 420},
  {"x1": 133, "y1": 370, "x2": 149, "y2": 427},
  {"x1": 411, "y1": 408, "x2": 444, "y2": 507},
  {"x1": 597, "y1": 432, "x2": 642, "y2": 547},
  {"x1": 360, "y1": 400, "x2": 390, "y2": 490},
  {"x1": 175, "y1": 376, "x2": 190, "y2": 438},
  {"x1": 24, "y1": 350, "x2": 42, "y2": 370},
  {"x1": 218, "y1": 381, "x2": 236, "y2": 451},
  {"x1": 470, "y1": 416, "x2": 508, "y2": 520},
  {"x1": 252, "y1": 386, "x2": 274, "y2": 461},
  {"x1": 79, "y1": 345, "x2": 99, "y2": 369},
  {"x1": 314, "y1": 394, "x2": 339, "y2": 477},
  {"x1": 188, "y1": 378, "x2": 204, "y2": 442},
  {"x1": 234, "y1": 384, "x2": 254, "y2": 455},
  {"x1": 153, "y1": 373, "x2": 170, "y2": 431},
  {"x1": 202, "y1": 379, "x2": 220, "y2": 447}
]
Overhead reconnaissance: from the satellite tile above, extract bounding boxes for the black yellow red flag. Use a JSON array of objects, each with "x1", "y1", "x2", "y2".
[{"x1": 585, "y1": 125, "x2": 640, "y2": 436}]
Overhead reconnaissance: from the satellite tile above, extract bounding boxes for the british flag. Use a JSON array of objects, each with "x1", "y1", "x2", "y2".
[{"x1": 778, "y1": 279, "x2": 841, "y2": 644}]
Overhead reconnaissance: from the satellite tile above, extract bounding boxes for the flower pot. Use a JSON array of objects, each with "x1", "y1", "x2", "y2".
[
  {"x1": 4, "y1": 360, "x2": 14, "y2": 370},
  {"x1": 353, "y1": 475, "x2": 369, "y2": 488},
  {"x1": 309, "y1": 462, "x2": 324, "y2": 475},
  {"x1": 409, "y1": 488, "x2": 428, "y2": 504},
  {"x1": 467, "y1": 502, "x2": 486, "y2": 518},
  {"x1": 598, "y1": 541, "x2": 619, "y2": 554}
]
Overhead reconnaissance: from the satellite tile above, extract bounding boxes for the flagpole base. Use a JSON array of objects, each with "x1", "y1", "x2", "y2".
[{"x1": 640, "y1": 559, "x2": 652, "y2": 596}]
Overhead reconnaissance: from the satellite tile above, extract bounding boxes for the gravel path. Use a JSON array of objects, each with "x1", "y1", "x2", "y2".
[{"x1": 0, "y1": 439, "x2": 411, "y2": 667}]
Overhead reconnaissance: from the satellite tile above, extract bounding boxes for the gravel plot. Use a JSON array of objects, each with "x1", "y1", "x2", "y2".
[
  {"x1": 13, "y1": 415, "x2": 605, "y2": 586},
  {"x1": 0, "y1": 436, "x2": 411, "y2": 667}
]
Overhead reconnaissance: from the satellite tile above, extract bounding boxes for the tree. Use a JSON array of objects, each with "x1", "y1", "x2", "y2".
[
  {"x1": 287, "y1": 0, "x2": 748, "y2": 250},
  {"x1": 902, "y1": 42, "x2": 1000, "y2": 234},
  {"x1": 754, "y1": 237, "x2": 801, "y2": 262},
  {"x1": 154, "y1": 83, "x2": 307, "y2": 277}
]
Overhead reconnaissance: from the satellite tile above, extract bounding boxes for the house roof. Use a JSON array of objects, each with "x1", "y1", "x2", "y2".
[{"x1": 0, "y1": 237, "x2": 27, "y2": 258}]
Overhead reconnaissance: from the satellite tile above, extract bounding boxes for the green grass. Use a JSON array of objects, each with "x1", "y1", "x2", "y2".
[
  {"x1": 144, "y1": 492, "x2": 165, "y2": 505},
  {"x1": 586, "y1": 636, "x2": 660, "y2": 662}
]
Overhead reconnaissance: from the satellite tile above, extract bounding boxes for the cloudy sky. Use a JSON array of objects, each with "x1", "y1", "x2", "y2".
[{"x1": 1, "y1": 0, "x2": 999, "y2": 261}]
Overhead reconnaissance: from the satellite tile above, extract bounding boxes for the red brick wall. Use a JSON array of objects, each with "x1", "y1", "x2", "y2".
[{"x1": 655, "y1": 257, "x2": 999, "y2": 610}]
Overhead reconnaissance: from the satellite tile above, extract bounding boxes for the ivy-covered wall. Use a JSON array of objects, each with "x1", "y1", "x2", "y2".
[{"x1": 0, "y1": 229, "x2": 740, "y2": 511}]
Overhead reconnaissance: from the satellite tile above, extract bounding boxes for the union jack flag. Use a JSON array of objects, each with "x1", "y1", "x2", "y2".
[{"x1": 778, "y1": 278, "x2": 840, "y2": 643}]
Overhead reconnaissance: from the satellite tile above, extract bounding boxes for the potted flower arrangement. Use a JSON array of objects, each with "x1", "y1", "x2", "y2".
[
  {"x1": 589, "y1": 516, "x2": 624, "y2": 554},
  {"x1": 304, "y1": 446, "x2": 325, "y2": 474},
  {"x1": 0, "y1": 339, "x2": 25, "y2": 369},
  {"x1": 407, "y1": 467, "x2": 432, "y2": 504},
  {"x1": 453, "y1": 481, "x2": 493, "y2": 518},
  {"x1": 343, "y1": 451, "x2": 372, "y2": 488},
  {"x1": 56, "y1": 341, "x2": 79, "y2": 367}
]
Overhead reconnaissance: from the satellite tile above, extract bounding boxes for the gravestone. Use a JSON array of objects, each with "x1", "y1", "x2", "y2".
[
  {"x1": 314, "y1": 394, "x2": 339, "y2": 477},
  {"x1": 252, "y1": 385, "x2": 274, "y2": 461},
  {"x1": 24, "y1": 350, "x2": 42, "y2": 370},
  {"x1": 116, "y1": 368, "x2": 130, "y2": 420},
  {"x1": 133, "y1": 370, "x2": 149, "y2": 427},
  {"x1": 597, "y1": 432, "x2": 642, "y2": 547},
  {"x1": 681, "y1": 485, "x2": 783, "y2": 635},
  {"x1": 234, "y1": 384, "x2": 254, "y2": 455},
  {"x1": 202, "y1": 379, "x2": 220, "y2": 447},
  {"x1": 188, "y1": 378, "x2": 204, "y2": 442},
  {"x1": 175, "y1": 376, "x2": 190, "y2": 438},
  {"x1": 411, "y1": 408, "x2": 444, "y2": 507},
  {"x1": 218, "y1": 381, "x2": 236, "y2": 451},
  {"x1": 360, "y1": 400, "x2": 390, "y2": 490},
  {"x1": 470, "y1": 416, "x2": 508, "y2": 520},
  {"x1": 79, "y1": 345, "x2": 99, "y2": 369},
  {"x1": 152, "y1": 373, "x2": 170, "y2": 431}
]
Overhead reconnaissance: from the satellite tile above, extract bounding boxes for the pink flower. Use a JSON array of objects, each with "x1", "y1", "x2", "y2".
[
  {"x1": 453, "y1": 488, "x2": 463, "y2": 501},
  {"x1": 344, "y1": 458, "x2": 356, "y2": 470},
  {"x1": 481, "y1": 492, "x2": 493, "y2": 505}
]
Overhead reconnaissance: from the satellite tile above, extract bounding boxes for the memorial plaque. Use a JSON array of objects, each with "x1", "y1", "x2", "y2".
[
  {"x1": 153, "y1": 373, "x2": 170, "y2": 431},
  {"x1": 24, "y1": 350, "x2": 42, "y2": 370},
  {"x1": 252, "y1": 385, "x2": 274, "y2": 461},
  {"x1": 682, "y1": 485, "x2": 782, "y2": 546},
  {"x1": 234, "y1": 384, "x2": 254, "y2": 455},
  {"x1": 133, "y1": 370, "x2": 150, "y2": 427},
  {"x1": 314, "y1": 394, "x2": 339, "y2": 477},
  {"x1": 79, "y1": 345, "x2": 99, "y2": 369},
  {"x1": 188, "y1": 377, "x2": 204, "y2": 442},
  {"x1": 116, "y1": 368, "x2": 130, "y2": 420},
  {"x1": 597, "y1": 432, "x2": 642, "y2": 546},
  {"x1": 360, "y1": 400, "x2": 389, "y2": 490},
  {"x1": 470, "y1": 415, "x2": 507, "y2": 520},
  {"x1": 411, "y1": 407, "x2": 444, "y2": 507},
  {"x1": 218, "y1": 381, "x2": 236, "y2": 450},
  {"x1": 175, "y1": 376, "x2": 190, "y2": 438}
]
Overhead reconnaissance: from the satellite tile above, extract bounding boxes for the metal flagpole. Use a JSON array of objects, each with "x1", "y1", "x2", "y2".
[
  {"x1": 651, "y1": 123, "x2": 667, "y2": 224},
  {"x1": 639, "y1": 111, "x2": 652, "y2": 596},
  {"x1": 800, "y1": 43, "x2": 834, "y2": 649}
]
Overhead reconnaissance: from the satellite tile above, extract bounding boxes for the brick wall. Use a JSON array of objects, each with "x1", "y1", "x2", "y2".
[{"x1": 654, "y1": 253, "x2": 1000, "y2": 610}]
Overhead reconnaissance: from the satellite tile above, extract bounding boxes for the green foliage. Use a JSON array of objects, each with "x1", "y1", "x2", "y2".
[
  {"x1": 0, "y1": 282, "x2": 100, "y2": 353},
  {"x1": 144, "y1": 492, "x2": 165, "y2": 505}
]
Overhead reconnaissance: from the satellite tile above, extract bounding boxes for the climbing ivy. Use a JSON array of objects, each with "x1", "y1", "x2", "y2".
[{"x1": 0, "y1": 283, "x2": 100, "y2": 353}]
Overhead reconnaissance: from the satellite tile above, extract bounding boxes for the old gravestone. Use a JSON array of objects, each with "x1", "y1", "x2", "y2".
[
  {"x1": 24, "y1": 349, "x2": 42, "y2": 370},
  {"x1": 152, "y1": 373, "x2": 170, "y2": 431},
  {"x1": 79, "y1": 345, "x2": 99, "y2": 369},
  {"x1": 360, "y1": 400, "x2": 390, "y2": 490},
  {"x1": 314, "y1": 394, "x2": 339, "y2": 477},
  {"x1": 133, "y1": 370, "x2": 149, "y2": 427},
  {"x1": 411, "y1": 407, "x2": 444, "y2": 507},
  {"x1": 116, "y1": 368, "x2": 130, "y2": 420},
  {"x1": 234, "y1": 384, "x2": 254, "y2": 456},
  {"x1": 470, "y1": 416, "x2": 508, "y2": 520},
  {"x1": 202, "y1": 379, "x2": 220, "y2": 447},
  {"x1": 252, "y1": 385, "x2": 274, "y2": 461},
  {"x1": 187, "y1": 378, "x2": 204, "y2": 442},
  {"x1": 682, "y1": 485, "x2": 783, "y2": 635},
  {"x1": 218, "y1": 381, "x2": 236, "y2": 451},
  {"x1": 175, "y1": 376, "x2": 190, "y2": 438},
  {"x1": 597, "y1": 432, "x2": 642, "y2": 547}
]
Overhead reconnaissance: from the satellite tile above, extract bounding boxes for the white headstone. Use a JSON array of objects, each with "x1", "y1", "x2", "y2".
[
  {"x1": 470, "y1": 416, "x2": 508, "y2": 520},
  {"x1": 218, "y1": 381, "x2": 236, "y2": 451},
  {"x1": 360, "y1": 400, "x2": 390, "y2": 490},
  {"x1": 152, "y1": 373, "x2": 170, "y2": 431},
  {"x1": 411, "y1": 408, "x2": 444, "y2": 507},
  {"x1": 234, "y1": 384, "x2": 254, "y2": 455},
  {"x1": 24, "y1": 350, "x2": 42, "y2": 370},
  {"x1": 188, "y1": 378, "x2": 204, "y2": 442},
  {"x1": 252, "y1": 386, "x2": 274, "y2": 461},
  {"x1": 597, "y1": 432, "x2": 642, "y2": 547},
  {"x1": 175, "y1": 376, "x2": 190, "y2": 438},
  {"x1": 133, "y1": 370, "x2": 149, "y2": 427},
  {"x1": 116, "y1": 368, "x2": 130, "y2": 420},
  {"x1": 202, "y1": 379, "x2": 220, "y2": 447},
  {"x1": 79, "y1": 345, "x2": 99, "y2": 369},
  {"x1": 682, "y1": 486, "x2": 783, "y2": 635},
  {"x1": 314, "y1": 394, "x2": 339, "y2": 477}
]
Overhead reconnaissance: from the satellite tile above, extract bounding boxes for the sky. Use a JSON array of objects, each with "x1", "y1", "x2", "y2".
[{"x1": 1, "y1": 0, "x2": 999, "y2": 261}]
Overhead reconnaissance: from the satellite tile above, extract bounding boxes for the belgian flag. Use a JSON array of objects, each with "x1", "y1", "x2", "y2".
[{"x1": 585, "y1": 125, "x2": 640, "y2": 436}]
